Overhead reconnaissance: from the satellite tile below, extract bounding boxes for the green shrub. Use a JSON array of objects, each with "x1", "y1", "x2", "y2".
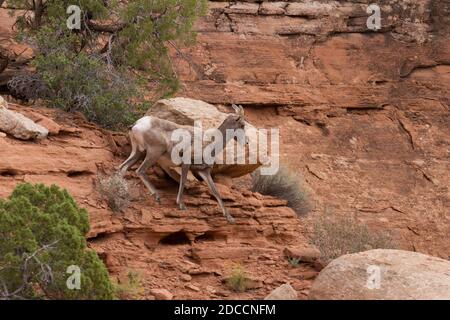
[
  {"x1": 0, "y1": 183, "x2": 114, "y2": 300},
  {"x1": 33, "y1": 41, "x2": 143, "y2": 130},
  {"x1": 114, "y1": 270, "x2": 145, "y2": 300},
  {"x1": 311, "y1": 212, "x2": 398, "y2": 263},
  {"x1": 251, "y1": 166, "x2": 312, "y2": 216},
  {"x1": 225, "y1": 265, "x2": 249, "y2": 293},
  {"x1": 9, "y1": 0, "x2": 207, "y2": 129},
  {"x1": 287, "y1": 257, "x2": 301, "y2": 267}
]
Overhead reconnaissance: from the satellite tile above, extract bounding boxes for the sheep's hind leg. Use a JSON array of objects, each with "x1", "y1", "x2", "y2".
[
  {"x1": 119, "y1": 136, "x2": 144, "y2": 175},
  {"x1": 136, "y1": 148, "x2": 165, "y2": 204},
  {"x1": 119, "y1": 150, "x2": 144, "y2": 175}
]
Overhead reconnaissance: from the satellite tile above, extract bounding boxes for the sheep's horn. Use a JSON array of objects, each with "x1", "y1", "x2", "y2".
[
  {"x1": 232, "y1": 104, "x2": 244, "y2": 116},
  {"x1": 239, "y1": 105, "x2": 245, "y2": 116}
]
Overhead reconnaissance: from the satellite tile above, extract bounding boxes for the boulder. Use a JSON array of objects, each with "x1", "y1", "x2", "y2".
[
  {"x1": 149, "y1": 288, "x2": 174, "y2": 300},
  {"x1": 0, "y1": 96, "x2": 48, "y2": 140},
  {"x1": 284, "y1": 246, "x2": 321, "y2": 263},
  {"x1": 146, "y1": 97, "x2": 268, "y2": 181},
  {"x1": 264, "y1": 283, "x2": 298, "y2": 300},
  {"x1": 180, "y1": 274, "x2": 192, "y2": 282},
  {"x1": 309, "y1": 249, "x2": 450, "y2": 300},
  {"x1": 185, "y1": 284, "x2": 201, "y2": 292}
]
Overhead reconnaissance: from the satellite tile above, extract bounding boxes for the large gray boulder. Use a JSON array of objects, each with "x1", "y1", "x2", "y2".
[
  {"x1": 147, "y1": 98, "x2": 267, "y2": 181},
  {"x1": 0, "y1": 96, "x2": 48, "y2": 140},
  {"x1": 309, "y1": 249, "x2": 450, "y2": 300},
  {"x1": 265, "y1": 283, "x2": 298, "y2": 300}
]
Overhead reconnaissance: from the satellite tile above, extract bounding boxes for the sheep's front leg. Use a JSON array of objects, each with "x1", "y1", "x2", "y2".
[
  {"x1": 197, "y1": 168, "x2": 235, "y2": 224},
  {"x1": 176, "y1": 164, "x2": 190, "y2": 210}
]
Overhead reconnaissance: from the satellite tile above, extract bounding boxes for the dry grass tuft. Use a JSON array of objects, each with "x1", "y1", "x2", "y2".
[
  {"x1": 225, "y1": 264, "x2": 249, "y2": 293},
  {"x1": 99, "y1": 174, "x2": 130, "y2": 212},
  {"x1": 251, "y1": 166, "x2": 312, "y2": 216},
  {"x1": 311, "y1": 212, "x2": 398, "y2": 263}
]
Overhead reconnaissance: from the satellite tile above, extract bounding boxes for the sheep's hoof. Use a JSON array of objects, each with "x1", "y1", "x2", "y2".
[
  {"x1": 179, "y1": 203, "x2": 187, "y2": 211},
  {"x1": 226, "y1": 215, "x2": 236, "y2": 224}
]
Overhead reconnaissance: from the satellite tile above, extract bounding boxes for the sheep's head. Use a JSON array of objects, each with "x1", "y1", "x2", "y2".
[
  {"x1": 222, "y1": 104, "x2": 245, "y2": 130},
  {"x1": 220, "y1": 104, "x2": 248, "y2": 145}
]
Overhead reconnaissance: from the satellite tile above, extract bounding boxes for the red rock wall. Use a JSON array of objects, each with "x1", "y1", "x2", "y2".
[
  {"x1": 172, "y1": 0, "x2": 450, "y2": 258},
  {"x1": 1, "y1": 1, "x2": 449, "y2": 298}
]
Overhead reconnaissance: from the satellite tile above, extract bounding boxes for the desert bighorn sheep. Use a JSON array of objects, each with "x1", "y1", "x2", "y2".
[{"x1": 119, "y1": 105, "x2": 247, "y2": 224}]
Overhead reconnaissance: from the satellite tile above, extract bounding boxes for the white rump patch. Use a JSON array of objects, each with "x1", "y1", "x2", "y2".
[{"x1": 132, "y1": 116, "x2": 152, "y2": 152}]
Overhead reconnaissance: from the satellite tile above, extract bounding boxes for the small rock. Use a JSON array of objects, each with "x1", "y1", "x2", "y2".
[
  {"x1": 288, "y1": 269, "x2": 319, "y2": 280},
  {"x1": 260, "y1": 253, "x2": 275, "y2": 260},
  {"x1": 180, "y1": 274, "x2": 192, "y2": 282},
  {"x1": 152, "y1": 211, "x2": 164, "y2": 220},
  {"x1": 0, "y1": 103, "x2": 48, "y2": 140},
  {"x1": 262, "y1": 198, "x2": 289, "y2": 207},
  {"x1": 300, "y1": 271, "x2": 319, "y2": 280},
  {"x1": 313, "y1": 259, "x2": 327, "y2": 271},
  {"x1": 242, "y1": 190, "x2": 252, "y2": 197},
  {"x1": 259, "y1": 2, "x2": 286, "y2": 15},
  {"x1": 186, "y1": 284, "x2": 200, "y2": 292},
  {"x1": 215, "y1": 290, "x2": 230, "y2": 297},
  {"x1": 287, "y1": 268, "x2": 303, "y2": 277},
  {"x1": 246, "y1": 276, "x2": 264, "y2": 289},
  {"x1": 178, "y1": 260, "x2": 199, "y2": 273},
  {"x1": 188, "y1": 268, "x2": 213, "y2": 276},
  {"x1": 215, "y1": 174, "x2": 234, "y2": 187},
  {"x1": 206, "y1": 286, "x2": 216, "y2": 293},
  {"x1": 0, "y1": 132, "x2": 6, "y2": 138},
  {"x1": 35, "y1": 116, "x2": 61, "y2": 135},
  {"x1": 215, "y1": 183, "x2": 235, "y2": 201},
  {"x1": 149, "y1": 289, "x2": 173, "y2": 300},
  {"x1": 113, "y1": 134, "x2": 129, "y2": 147},
  {"x1": 292, "y1": 282, "x2": 310, "y2": 291},
  {"x1": 284, "y1": 246, "x2": 321, "y2": 263},
  {"x1": 264, "y1": 284, "x2": 298, "y2": 300}
]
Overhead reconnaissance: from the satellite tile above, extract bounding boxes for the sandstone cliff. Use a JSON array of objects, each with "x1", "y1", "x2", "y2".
[
  {"x1": 172, "y1": 0, "x2": 450, "y2": 258},
  {"x1": 0, "y1": 0, "x2": 449, "y2": 300}
]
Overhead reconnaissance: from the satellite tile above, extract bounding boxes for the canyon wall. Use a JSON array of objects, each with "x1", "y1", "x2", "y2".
[
  {"x1": 0, "y1": 0, "x2": 449, "y2": 299},
  {"x1": 172, "y1": 0, "x2": 450, "y2": 258}
]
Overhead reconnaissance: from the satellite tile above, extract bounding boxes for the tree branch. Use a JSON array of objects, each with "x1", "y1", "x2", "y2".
[{"x1": 0, "y1": 241, "x2": 58, "y2": 300}]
